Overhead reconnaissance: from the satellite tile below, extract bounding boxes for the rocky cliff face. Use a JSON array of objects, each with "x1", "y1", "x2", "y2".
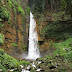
[{"x1": 0, "y1": 0, "x2": 29, "y2": 57}]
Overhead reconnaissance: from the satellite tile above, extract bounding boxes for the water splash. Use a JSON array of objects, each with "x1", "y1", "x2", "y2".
[{"x1": 26, "y1": 11, "x2": 40, "y2": 60}]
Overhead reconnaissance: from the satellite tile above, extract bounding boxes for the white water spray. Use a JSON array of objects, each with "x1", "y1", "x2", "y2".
[{"x1": 26, "y1": 11, "x2": 40, "y2": 60}]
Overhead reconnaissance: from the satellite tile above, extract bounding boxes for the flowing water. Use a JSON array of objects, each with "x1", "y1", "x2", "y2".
[{"x1": 26, "y1": 11, "x2": 40, "y2": 60}]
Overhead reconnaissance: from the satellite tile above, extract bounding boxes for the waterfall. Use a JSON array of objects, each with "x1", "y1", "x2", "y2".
[{"x1": 26, "y1": 11, "x2": 40, "y2": 60}]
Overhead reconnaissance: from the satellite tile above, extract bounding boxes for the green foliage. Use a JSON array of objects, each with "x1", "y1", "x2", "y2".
[
  {"x1": 8, "y1": 20, "x2": 11, "y2": 24},
  {"x1": 0, "y1": 49, "x2": 30, "y2": 70},
  {"x1": 53, "y1": 38, "x2": 72, "y2": 57},
  {"x1": 30, "y1": 70, "x2": 36, "y2": 72},
  {"x1": 41, "y1": 21, "x2": 72, "y2": 41},
  {"x1": 0, "y1": 6, "x2": 9, "y2": 21},
  {"x1": 26, "y1": 6, "x2": 30, "y2": 15},
  {"x1": 13, "y1": 7, "x2": 16, "y2": 15},
  {"x1": 65, "y1": 51, "x2": 72, "y2": 62},
  {"x1": 17, "y1": 30, "x2": 20, "y2": 33},
  {"x1": 14, "y1": 1, "x2": 18, "y2": 6},
  {"x1": 8, "y1": 0, "x2": 14, "y2": 9},
  {"x1": 0, "y1": 33, "x2": 4, "y2": 44},
  {"x1": 0, "y1": 18, "x2": 2, "y2": 22},
  {"x1": 1, "y1": 54, "x2": 19, "y2": 69},
  {"x1": 52, "y1": 11, "x2": 71, "y2": 21},
  {"x1": 0, "y1": 22, "x2": 4, "y2": 31},
  {"x1": 0, "y1": 49, "x2": 19, "y2": 69},
  {"x1": 20, "y1": 60, "x2": 30, "y2": 65},
  {"x1": 45, "y1": 55, "x2": 52, "y2": 60},
  {"x1": 0, "y1": 64, "x2": 7, "y2": 72},
  {"x1": 0, "y1": 49, "x2": 5, "y2": 55},
  {"x1": 17, "y1": 6, "x2": 25, "y2": 15},
  {"x1": 61, "y1": 0, "x2": 67, "y2": 9},
  {"x1": 21, "y1": 45, "x2": 27, "y2": 50},
  {"x1": 11, "y1": 43, "x2": 18, "y2": 46},
  {"x1": 33, "y1": 0, "x2": 45, "y2": 13}
]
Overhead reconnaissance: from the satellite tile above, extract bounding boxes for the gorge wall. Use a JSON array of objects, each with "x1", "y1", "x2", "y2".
[
  {"x1": 0, "y1": 0, "x2": 72, "y2": 58},
  {"x1": 0, "y1": 0, "x2": 29, "y2": 57}
]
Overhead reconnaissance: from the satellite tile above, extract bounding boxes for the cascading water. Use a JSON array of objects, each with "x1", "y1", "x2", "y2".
[{"x1": 26, "y1": 11, "x2": 40, "y2": 60}]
